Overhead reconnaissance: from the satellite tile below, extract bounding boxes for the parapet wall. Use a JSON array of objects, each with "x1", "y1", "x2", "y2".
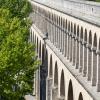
[
  {"x1": 63, "y1": 0, "x2": 100, "y2": 17},
  {"x1": 32, "y1": 0, "x2": 100, "y2": 26}
]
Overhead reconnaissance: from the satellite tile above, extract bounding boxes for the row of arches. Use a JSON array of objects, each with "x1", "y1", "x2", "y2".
[
  {"x1": 32, "y1": 4, "x2": 100, "y2": 50},
  {"x1": 49, "y1": 55, "x2": 83, "y2": 100},
  {"x1": 30, "y1": 28, "x2": 85, "y2": 100},
  {"x1": 31, "y1": 3, "x2": 100, "y2": 92}
]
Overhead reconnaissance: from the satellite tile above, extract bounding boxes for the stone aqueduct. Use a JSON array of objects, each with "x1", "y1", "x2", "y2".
[{"x1": 29, "y1": 0, "x2": 100, "y2": 100}]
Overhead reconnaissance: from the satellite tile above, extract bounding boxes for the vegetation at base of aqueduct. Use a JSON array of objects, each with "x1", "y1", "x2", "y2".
[{"x1": 0, "y1": 0, "x2": 39, "y2": 100}]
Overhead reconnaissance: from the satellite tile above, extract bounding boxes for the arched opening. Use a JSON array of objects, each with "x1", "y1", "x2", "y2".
[
  {"x1": 54, "y1": 62, "x2": 58, "y2": 86},
  {"x1": 99, "y1": 39, "x2": 100, "y2": 50},
  {"x1": 89, "y1": 31, "x2": 92, "y2": 45},
  {"x1": 35, "y1": 35, "x2": 36, "y2": 44},
  {"x1": 78, "y1": 93, "x2": 83, "y2": 100},
  {"x1": 32, "y1": 31, "x2": 34, "y2": 43},
  {"x1": 42, "y1": 44, "x2": 45, "y2": 64},
  {"x1": 66, "y1": 19, "x2": 67, "y2": 30},
  {"x1": 74, "y1": 24, "x2": 76, "y2": 35},
  {"x1": 37, "y1": 37, "x2": 38, "y2": 53},
  {"x1": 49, "y1": 55, "x2": 53, "y2": 77},
  {"x1": 68, "y1": 21, "x2": 70, "y2": 32},
  {"x1": 60, "y1": 70, "x2": 65, "y2": 97},
  {"x1": 45, "y1": 49, "x2": 48, "y2": 70},
  {"x1": 30, "y1": 29, "x2": 32, "y2": 42},
  {"x1": 84, "y1": 29, "x2": 87, "y2": 42},
  {"x1": 68, "y1": 80, "x2": 73, "y2": 100},
  {"x1": 39, "y1": 41, "x2": 41, "y2": 58},
  {"x1": 80, "y1": 27, "x2": 83, "y2": 39},
  {"x1": 71, "y1": 22, "x2": 73, "y2": 33},
  {"x1": 93, "y1": 33, "x2": 97, "y2": 48},
  {"x1": 77, "y1": 25, "x2": 79, "y2": 37},
  {"x1": 61, "y1": 17, "x2": 62, "y2": 27}
]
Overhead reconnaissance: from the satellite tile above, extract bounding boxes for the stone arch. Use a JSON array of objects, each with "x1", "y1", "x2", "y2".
[
  {"x1": 35, "y1": 35, "x2": 36, "y2": 44},
  {"x1": 84, "y1": 29, "x2": 87, "y2": 42},
  {"x1": 66, "y1": 19, "x2": 67, "y2": 30},
  {"x1": 54, "y1": 61, "x2": 58, "y2": 86},
  {"x1": 77, "y1": 25, "x2": 79, "y2": 37},
  {"x1": 45, "y1": 49, "x2": 48, "y2": 68},
  {"x1": 42, "y1": 44, "x2": 45, "y2": 64},
  {"x1": 80, "y1": 27, "x2": 83, "y2": 39},
  {"x1": 32, "y1": 31, "x2": 34, "y2": 43},
  {"x1": 71, "y1": 22, "x2": 73, "y2": 33},
  {"x1": 93, "y1": 33, "x2": 97, "y2": 48},
  {"x1": 99, "y1": 38, "x2": 100, "y2": 50},
  {"x1": 78, "y1": 93, "x2": 83, "y2": 100},
  {"x1": 37, "y1": 37, "x2": 38, "y2": 53},
  {"x1": 89, "y1": 30, "x2": 92, "y2": 45},
  {"x1": 60, "y1": 70, "x2": 65, "y2": 97},
  {"x1": 68, "y1": 21, "x2": 70, "y2": 32},
  {"x1": 39, "y1": 40, "x2": 41, "y2": 58},
  {"x1": 74, "y1": 23, "x2": 76, "y2": 35},
  {"x1": 59, "y1": 16, "x2": 60, "y2": 26},
  {"x1": 61, "y1": 17, "x2": 62, "y2": 27},
  {"x1": 30, "y1": 29, "x2": 32, "y2": 42},
  {"x1": 68, "y1": 80, "x2": 74, "y2": 100},
  {"x1": 49, "y1": 54, "x2": 53, "y2": 77}
]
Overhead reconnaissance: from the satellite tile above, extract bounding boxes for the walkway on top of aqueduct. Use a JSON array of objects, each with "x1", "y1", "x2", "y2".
[
  {"x1": 31, "y1": 0, "x2": 100, "y2": 27},
  {"x1": 29, "y1": 0, "x2": 100, "y2": 100}
]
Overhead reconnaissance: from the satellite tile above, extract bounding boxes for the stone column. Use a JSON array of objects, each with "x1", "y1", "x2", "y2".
[
  {"x1": 79, "y1": 42, "x2": 83, "y2": 72},
  {"x1": 52, "y1": 86, "x2": 58, "y2": 100},
  {"x1": 57, "y1": 25, "x2": 59, "y2": 48},
  {"x1": 72, "y1": 38, "x2": 75, "y2": 66},
  {"x1": 50, "y1": 21, "x2": 52, "y2": 42},
  {"x1": 91, "y1": 48, "x2": 97, "y2": 86},
  {"x1": 74, "y1": 37, "x2": 78, "y2": 68},
  {"x1": 62, "y1": 31, "x2": 65, "y2": 54},
  {"x1": 87, "y1": 44, "x2": 92, "y2": 81},
  {"x1": 58, "y1": 26, "x2": 60, "y2": 49},
  {"x1": 64, "y1": 33, "x2": 67, "y2": 57},
  {"x1": 76, "y1": 40, "x2": 79, "y2": 69},
  {"x1": 83, "y1": 43, "x2": 87, "y2": 77},
  {"x1": 66, "y1": 34, "x2": 69, "y2": 59},
  {"x1": 46, "y1": 77, "x2": 53, "y2": 100},
  {"x1": 59, "y1": 26, "x2": 62, "y2": 51},
  {"x1": 60, "y1": 28, "x2": 63, "y2": 52},
  {"x1": 72, "y1": 36, "x2": 74, "y2": 65},
  {"x1": 55, "y1": 23, "x2": 57, "y2": 47},
  {"x1": 70, "y1": 36, "x2": 72, "y2": 62},
  {"x1": 96, "y1": 51, "x2": 100, "y2": 92},
  {"x1": 68, "y1": 35, "x2": 71, "y2": 60}
]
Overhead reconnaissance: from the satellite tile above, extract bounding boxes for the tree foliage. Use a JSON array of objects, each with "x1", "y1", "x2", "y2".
[{"x1": 0, "y1": 0, "x2": 39, "y2": 99}]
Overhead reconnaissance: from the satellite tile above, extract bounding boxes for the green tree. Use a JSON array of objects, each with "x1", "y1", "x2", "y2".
[{"x1": 0, "y1": 0, "x2": 39, "y2": 99}]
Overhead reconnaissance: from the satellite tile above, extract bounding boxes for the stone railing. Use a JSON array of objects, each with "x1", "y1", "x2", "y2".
[{"x1": 63, "y1": 0, "x2": 100, "y2": 17}]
